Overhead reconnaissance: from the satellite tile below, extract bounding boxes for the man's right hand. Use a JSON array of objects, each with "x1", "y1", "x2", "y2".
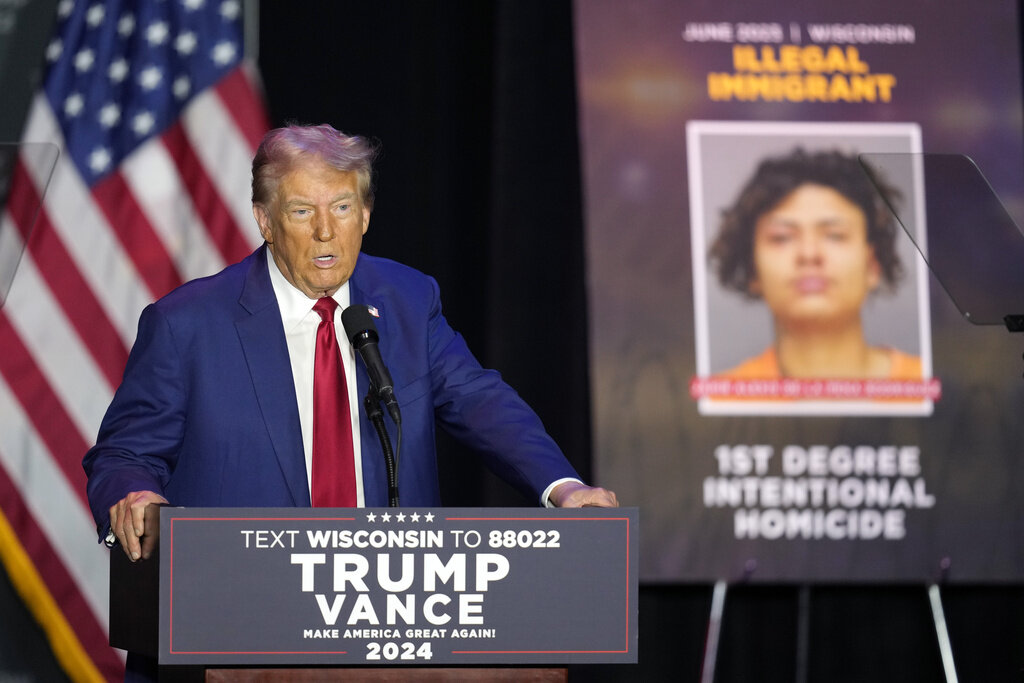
[{"x1": 109, "y1": 490, "x2": 169, "y2": 562}]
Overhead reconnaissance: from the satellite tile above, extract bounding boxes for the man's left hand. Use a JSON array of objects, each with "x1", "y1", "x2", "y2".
[{"x1": 550, "y1": 481, "x2": 619, "y2": 508}]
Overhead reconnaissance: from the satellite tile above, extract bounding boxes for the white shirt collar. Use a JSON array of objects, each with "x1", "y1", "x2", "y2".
[{"x1": 265, "y1": 247, "x2": 351, "y2": 329}]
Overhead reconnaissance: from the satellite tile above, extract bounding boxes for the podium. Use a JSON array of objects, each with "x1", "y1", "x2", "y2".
[{"x1": 110, "y1": 506, "x2": 638, "y2": 680}]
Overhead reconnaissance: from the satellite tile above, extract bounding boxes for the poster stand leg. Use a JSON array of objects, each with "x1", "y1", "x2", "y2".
[
  {"x1": 927, "y1": 583, "x2": 959, "y2": 683},
  {"x1": 699, "y1": 580, "x2": 728, "y2": 683},
  {"x1": 698, "y1": 582, "x2": 960, "y2": 682}
]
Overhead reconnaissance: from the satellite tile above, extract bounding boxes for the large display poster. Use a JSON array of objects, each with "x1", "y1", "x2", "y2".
[{"x1": 575, "y1": 0, "x2": 1024, "y2": 581}]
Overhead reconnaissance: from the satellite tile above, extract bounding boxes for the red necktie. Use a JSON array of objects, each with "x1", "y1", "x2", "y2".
[{"x1": 311, "y1": 297, "x2": 357, "y2": 507}]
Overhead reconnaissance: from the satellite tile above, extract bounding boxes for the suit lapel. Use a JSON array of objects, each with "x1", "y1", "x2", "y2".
[{"x1": 236, "y1": 246, "x2": 311, "y2": 506}]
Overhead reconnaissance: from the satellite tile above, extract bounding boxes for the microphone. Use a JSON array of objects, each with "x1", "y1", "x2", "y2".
[{"x1": 341, "y1": 305, "x2": 400, "y2": 424}]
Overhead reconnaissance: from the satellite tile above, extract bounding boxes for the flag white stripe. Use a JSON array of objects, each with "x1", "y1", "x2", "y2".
[
  {"x1": 1, "y1": 232, "x2": 112, "y2": 438},
  {"x1": 21, "y1": 95, "x2": 149, "y2": 347},
  {"x1": 0, "y1": 380, "x2": 109, "y2": 629},
  {"x1": 182, "y1": 87, "x2": 264, "y2": 251},
  {"x1": 120, "y1": 140, "x2": 227, "y2": 283}
]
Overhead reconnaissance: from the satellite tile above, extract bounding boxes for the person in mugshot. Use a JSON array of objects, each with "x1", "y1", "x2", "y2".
[{"x1": 709, "y1": 148, "x2": 921, "y2": 380}]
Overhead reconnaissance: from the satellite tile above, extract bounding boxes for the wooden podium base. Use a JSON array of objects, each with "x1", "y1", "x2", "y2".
[{"x1": 204, "y1": 668, "x2": 566, "y2": 682}]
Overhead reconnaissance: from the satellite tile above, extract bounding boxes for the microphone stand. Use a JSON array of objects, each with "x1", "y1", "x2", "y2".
[{"x1": 364, "y1": 386, "x2": 401, "y2": 507}]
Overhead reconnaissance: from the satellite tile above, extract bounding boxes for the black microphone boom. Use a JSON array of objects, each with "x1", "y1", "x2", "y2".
[
  {"x1": 342, "y1": 304, "x2": 401, "y2": 507},
  {"x1": 341, "y1": 305, "x2": 401, "y2": 425}
]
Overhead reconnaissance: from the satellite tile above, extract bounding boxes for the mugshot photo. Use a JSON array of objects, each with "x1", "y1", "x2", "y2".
[{"x1": 687, "y1": 121, "x2": 933, "y2": 416}]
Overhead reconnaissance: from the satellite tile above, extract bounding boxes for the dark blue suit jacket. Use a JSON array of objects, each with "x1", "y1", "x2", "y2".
[{"x1": 83, "y1": 246, "x2": 578, "y2": 533}]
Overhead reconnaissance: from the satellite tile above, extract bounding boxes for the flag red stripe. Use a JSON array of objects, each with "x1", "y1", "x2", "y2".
[
  {"x1": 92, "y1": 171, "x2": 185, "y2": 300},
  {"x1": 7, "y1": 162, "x2": 129, "y2": 389},
  {"x1": 0, "y1": 461, "x2": 124, "y2": 682},
  {"x1": 0, "y1": 312, "x2": 92, "y2": 510},
  {"x1": 161, "y1": 121, "x2": 253, "y2": 265},
  {"x1": 215, "y1": 67, "x2": 270, "y2": 149}
]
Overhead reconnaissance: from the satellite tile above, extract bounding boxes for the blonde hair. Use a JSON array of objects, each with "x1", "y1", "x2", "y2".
[{"x1": 252, "y1": 124, "x2": 379, "y2": 209}]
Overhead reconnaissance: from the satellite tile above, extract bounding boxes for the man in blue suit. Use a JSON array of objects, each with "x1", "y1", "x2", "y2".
[{"x1": 84, "y1": 124, "x2": 617, "y2": 563}]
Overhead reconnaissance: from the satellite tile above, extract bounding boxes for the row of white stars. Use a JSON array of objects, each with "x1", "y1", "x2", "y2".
[
  {"x1": 48, "y1": 23, "x2": 221, "y2": 66},
  {"x1": 71, "y1": 97, "x2": 162, "y2": 130},
  {"x1": 54, "y1": 29, "x2": 202, "y2": 71},
  {"x1": 55, "y1": 0, "x2": 240, "y2": 25},
  {"x1": 84, "y1": 105, "x2": 157, "y2": 172},
  {"x1": 365, "y1": 512, "x2": 436, "y2": 523},
  {"x1": 50, "y1": 37, "x2": 237, "y2": 79},
  {"x1": 64, "y1": 66, "x2": 192, "y2": 120}
]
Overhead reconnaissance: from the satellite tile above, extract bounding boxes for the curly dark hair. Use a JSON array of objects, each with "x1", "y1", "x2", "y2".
[{"x1": 709, "y1": 148, "x2": 904, "y2": 299}]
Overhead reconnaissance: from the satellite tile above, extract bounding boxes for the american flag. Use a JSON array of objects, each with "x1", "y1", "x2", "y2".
[{"x1": 0, "y1": 1, "x2": 268, "y2": 679}]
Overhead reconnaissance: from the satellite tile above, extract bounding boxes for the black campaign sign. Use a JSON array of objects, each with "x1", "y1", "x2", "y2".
[{"x1": 158, "y1": 507, "x2": 638, "y2": 665}]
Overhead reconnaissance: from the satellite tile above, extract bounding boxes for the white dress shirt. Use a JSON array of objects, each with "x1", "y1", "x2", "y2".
[{"x1": 266, "y1": 255, "x2": 365, "y2": 506}]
